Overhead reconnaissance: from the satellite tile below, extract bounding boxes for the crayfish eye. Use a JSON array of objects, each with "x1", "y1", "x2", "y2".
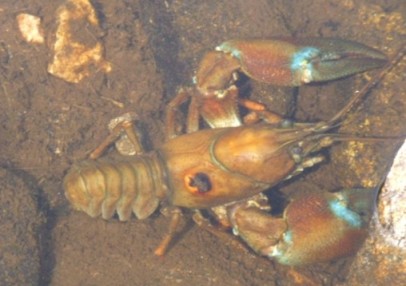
[{"x1": 184, "y1": 172, "x2": 212, "y2": 194}]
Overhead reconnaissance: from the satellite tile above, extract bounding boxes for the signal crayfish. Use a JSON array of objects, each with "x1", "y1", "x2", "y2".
[{"x1": 64, "y1": 37, "x2": 405, "y2": 266}]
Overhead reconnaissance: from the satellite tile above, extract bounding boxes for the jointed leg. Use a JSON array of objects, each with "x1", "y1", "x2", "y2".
[
  {"x1": 239, "y1": 98, "x2": 283, "y2": 125},
  {"x1": 89, "y1": 115, "x2": 144, "y2": 159},
  {"x1": 165, "y1": 88, "x2": 193, "y2": 140},
  {"x1": 154, "y1": 207, "x2": 182, "y2": 256},
  {"x1": 186, "y1": 96, "x2": 200, "y2": 134},
  {"x1": 192, "y1": 211, "x2": 250, "y2": 254}
]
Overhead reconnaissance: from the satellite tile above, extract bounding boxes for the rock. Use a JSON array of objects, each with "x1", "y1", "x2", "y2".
[
  {"x1": 0, "y1": 168, "x2": 45, "y2": 285},
  {"x1": 340, "y1": 140, "x2": 406, "y2": 286}
]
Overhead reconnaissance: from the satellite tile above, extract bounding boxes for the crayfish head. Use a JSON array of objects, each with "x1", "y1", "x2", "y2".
[
  {"x1": 212, "y1": 123, "x2": 334, "y2": 184},
  {"x1": 161, "y1": 124, "x2": 324, "y2": 209},
  {"x1": 212, "y1": 124, "x2": 301, "y2": 184}
]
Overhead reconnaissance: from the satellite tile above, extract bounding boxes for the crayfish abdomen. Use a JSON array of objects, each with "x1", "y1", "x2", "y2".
[{"x1": 64, "y1": 155, "x2": 167, "y2": 221}]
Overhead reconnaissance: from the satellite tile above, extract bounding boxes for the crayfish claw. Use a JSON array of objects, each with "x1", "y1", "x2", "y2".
[
  {"x1": 216, "y1": 38, "x2": 387, "y2": 86},
  {"x1": 229, "y1": 188, "x2": 377, "y2": 265}
]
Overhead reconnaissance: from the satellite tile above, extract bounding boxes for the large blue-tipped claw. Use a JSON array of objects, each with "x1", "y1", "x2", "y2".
[
  {"x1": 230, "y1": 188, "x2": 377, "y2": 266},
  {"x1": 269, "y1": 188, "x2": 377, "y2": 266},
  {"x1": 216, "y1": 38, "x2": 387, "y2": 86},
  {"x1": 290, "y1": 38, "x2": 388, "y2": 84}
]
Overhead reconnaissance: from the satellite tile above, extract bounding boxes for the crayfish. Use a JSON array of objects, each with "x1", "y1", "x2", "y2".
[{"x1": 64, "y1": 38, "x2": 404, "y2": 265}]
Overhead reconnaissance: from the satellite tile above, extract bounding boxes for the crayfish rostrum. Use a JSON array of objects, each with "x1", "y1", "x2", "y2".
[{"x1": 64, "y1": 38, "x2": 404, "y2": 264}]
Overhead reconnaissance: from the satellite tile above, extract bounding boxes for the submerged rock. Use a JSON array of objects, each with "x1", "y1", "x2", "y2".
[
  {"x1": 0, "y1": 168, "x2": 45, "y2": 285},
  {"x1": 340, "y1": 140, "x2": 406, "y2": 286}
]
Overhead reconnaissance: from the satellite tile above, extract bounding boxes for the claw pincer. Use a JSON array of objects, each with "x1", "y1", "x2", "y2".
[{"x1": 229, "y1": 188, "x2": 376, "y2": 265}]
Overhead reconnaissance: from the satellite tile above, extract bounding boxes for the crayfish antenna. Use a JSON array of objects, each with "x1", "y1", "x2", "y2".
[{"x1": 316, "y1": 133, "x2": 406, "y2": 144}]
